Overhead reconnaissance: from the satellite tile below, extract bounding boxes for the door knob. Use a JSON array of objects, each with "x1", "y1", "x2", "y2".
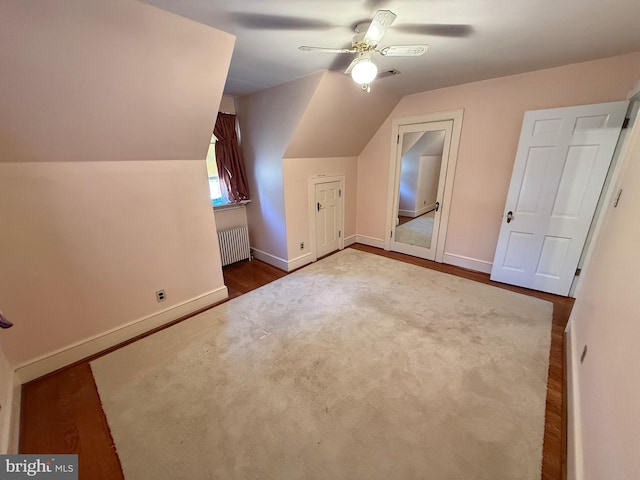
[
  {"x1": 506, "y1": 211, "x2": 513, "y2": 223},
  {"x1": 317, "y1": 202, "x2": 321, "y2": 212},
  {"x1": 435, "y1": 201, "x2": 440, "y2": 212}
]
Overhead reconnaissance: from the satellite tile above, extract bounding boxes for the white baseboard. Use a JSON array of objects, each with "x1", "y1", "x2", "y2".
[
  {"x1": 251, "y1": 248, "x2": 288, "y2": 271},
  {"x1": 344, "y1": 235, "x2": 356, "y2": 247},
  {"x1": 355, "y1": 235, "x2": 385, "y2": 249},
  {"x1": 398, "y1": 209, "x2": 416, "y2": 217},
  {"x1": 251, "y1": 248, "x2": 315, "y2": 273},
  {"x1": 398, "y1": 204, "x2": 435, "y2": 218},
  {"x1": 442, "y1": 252, "x2": 493, "y2": 274},
  {"x1": 287, "y1": 252, "x2": 313, "y2": 272},
  {"x1": 566, "y1": 319, "x2": 584, "y2": 480},
  {"x1": 423, "y1": 203, "x2": 437, "y2": 214},
  {"x1": 15, "y1": 287, "x2": 229, "y2": 384}
]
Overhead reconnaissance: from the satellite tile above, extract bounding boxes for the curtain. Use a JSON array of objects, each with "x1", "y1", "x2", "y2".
[{"x1": 213, "y1": 113, "x2": 250, "y2": 203}]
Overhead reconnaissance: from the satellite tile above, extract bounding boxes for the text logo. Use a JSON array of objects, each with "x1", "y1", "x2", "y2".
[{"x1": 0, "y1": 455, "x2": 77, "y2": 479}]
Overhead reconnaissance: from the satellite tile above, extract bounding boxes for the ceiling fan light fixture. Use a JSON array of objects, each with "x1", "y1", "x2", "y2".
[{"x1": 351, "y1": 57, "x2": 378, "y2": 85}]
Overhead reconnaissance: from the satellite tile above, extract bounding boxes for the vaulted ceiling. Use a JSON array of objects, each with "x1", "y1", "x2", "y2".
[{"x1": 142, "y1": 0, "x2": 640, "y2": 97}]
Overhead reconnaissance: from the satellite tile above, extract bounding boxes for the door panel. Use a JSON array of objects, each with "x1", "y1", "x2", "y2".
[
  {"x1": 491, "y1": 101, "x2": 628, "y2": 295},
  {"x1": 315, "y1": 181, "x2": 341, "y2": 258}
]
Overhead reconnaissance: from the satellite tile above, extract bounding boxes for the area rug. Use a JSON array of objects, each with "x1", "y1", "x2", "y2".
[
  {"x1": 395, "y1": 212, "x2": 434, "y2": 247},
  {"x1": 91, "y1": 249, "x2": 552, "y2": 480}
]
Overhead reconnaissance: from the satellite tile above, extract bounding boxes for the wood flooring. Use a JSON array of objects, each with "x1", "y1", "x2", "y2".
[{"x1": 19, "y1": 245, "x2": 571, "y2": 479}]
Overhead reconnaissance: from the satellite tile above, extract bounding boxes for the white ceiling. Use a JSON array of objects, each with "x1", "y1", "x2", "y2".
[{"x1": 142, "y1": 0, "x2": 640, "y2": 98}]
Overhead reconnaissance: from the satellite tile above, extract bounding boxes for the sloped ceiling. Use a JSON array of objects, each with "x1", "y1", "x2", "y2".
[
  {"x1": 284, "y1": 71, "x2": 401, "y2": 158},
  {"x1": 0, "y1": 0, "x2": 235, "y2": 163}
]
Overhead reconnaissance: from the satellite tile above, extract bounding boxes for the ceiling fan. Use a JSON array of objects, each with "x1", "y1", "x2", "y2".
[{"x1": 299, "y1": 10, "x2": 428, "y2": 92}]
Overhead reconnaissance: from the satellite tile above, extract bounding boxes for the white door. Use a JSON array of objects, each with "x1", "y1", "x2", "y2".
[
  {"x1": 390, "y1": 121, "x2": 453, "y2": 261},
  {"x1": 315, "y1": 181, "x2": 341, "y2": 258},
  {"x1": 490, "y1": 101, "x2": 628, "y2": 295}
]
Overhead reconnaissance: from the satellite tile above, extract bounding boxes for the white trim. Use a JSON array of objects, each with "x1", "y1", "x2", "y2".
[
  {"x1": 397, "y1": 209, "x2": 416, "y2": 217},
  {"x1": 355, "y1": 235, "x2": 386, "y2": 249},
  {"x1": 7, "y1": 381, "x2": 20, "y2": 454},
  {"x1": 212, "y1": 200, "x2": 250, "y2": 212},
  {"x1": 398, "y1": 204, "x2": 435, "y2": 218},
  {"x1": 308, "y1": 175, "x2": 345, "y2": 262},
  {"x1": 252, "y1": 248, "x2": 315, "y2": 272},
  {"x1": 0, "y1": 368, "x2": 15, "y2": 454},
  {"x1": 287, "y1": 252, "x2": 314, "y2": 272},
  {"x1": 442, "y1": 252, "x2": 493, "y2": 274},
  {"x1": 385, "y1": 109, "x2": 464, "y2": 263},
  {"x1": 250, "y1": 248, "x2": 289, "y2": 271},
  {"x1": 572, "y1": 98, "x2": 640, "y2": 298},
  {"x1": 15, "y1": 287, "x2": 229, "y2": 384},
  {"x1": 566, "y1": 319, "x2": 584, "y2": 480},
  {"x1": 627, "y1": 80, "x2": 640, "y2": 100},
  {"x1": 344, "y1": 234, "x2": 357, "y2": 247}
]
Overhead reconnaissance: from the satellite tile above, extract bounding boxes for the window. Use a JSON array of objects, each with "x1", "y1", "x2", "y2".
[
  {"x1": 210, "y1": 112, "x2": 251, "y2": 205},
  {"x1": 205, "y1": 135, "x2": 226, "y2": 206}
]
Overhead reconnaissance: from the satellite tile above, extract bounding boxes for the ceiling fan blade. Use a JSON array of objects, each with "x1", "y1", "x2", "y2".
[
  {"x1": 299, "y1": 46, "x2": 356, "y2": 54},
  {"x1": 379, "y1": 45, "x2": 428, "y2": 57},
  {"x1": 363, "y1": 9, "x2": 397, "y2": 46},
  {"x1": 232, "y1": 13, "x2": 333, "y2": 31},
  {"x1": 395, "y1": 24, "x2": 474, "y2": 38},
  {"x1": 344, "y1": 57, "x2": 359, "y2": 75}
]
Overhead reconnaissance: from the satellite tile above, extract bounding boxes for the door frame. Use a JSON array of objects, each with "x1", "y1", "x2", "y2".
[
  {"x1": 572, "y1": 91, "x2": 640, "y2": 297},
  {"x1": 390, "y1": 120, "x2": 453, "y2": 261},
  {"x1": 384, "y1": 109, "x2": 464, "y2": 263},
  {"x1": 308, "y1": 175, "x2": 345, "y2": 262}
]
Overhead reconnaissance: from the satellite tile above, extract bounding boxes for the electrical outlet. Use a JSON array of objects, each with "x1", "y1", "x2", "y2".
[
  {"x1": 300, "y1": 242, "x2": 304, "y2": 250},
  {"x1": 156, "y1": 289, "x2": 166, "y2": 302}
]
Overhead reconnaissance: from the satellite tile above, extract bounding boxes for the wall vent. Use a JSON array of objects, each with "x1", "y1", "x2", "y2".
[{"x1": 377, "y1": 69, "x2": 401, "y2": 79}]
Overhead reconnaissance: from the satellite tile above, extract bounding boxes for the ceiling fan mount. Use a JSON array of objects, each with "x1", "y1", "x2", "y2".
[{"x1": 299, "y1": 10, "x2": 429, "y2": 92}]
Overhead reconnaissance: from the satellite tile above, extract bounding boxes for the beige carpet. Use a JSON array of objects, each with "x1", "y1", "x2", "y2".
[
  {"x1": 395, "y1": 212, "x2": 435, "y2": 248},
  {"x1": 91, "y1": 249, "x2": 552, "y2": 480}
]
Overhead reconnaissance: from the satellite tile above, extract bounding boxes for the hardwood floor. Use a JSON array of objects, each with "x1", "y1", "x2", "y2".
[
  {"x1": 19, "y1": 245, "x2": 571, "y2": 479},
  {"x1": 20, "y1": 363, "x2": 124, "y2": 479}
]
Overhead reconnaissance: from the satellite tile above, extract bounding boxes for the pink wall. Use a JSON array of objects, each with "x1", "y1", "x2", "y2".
[
  {"x1": 285, "y1": 72, "x2": 400, "y2": 158},
  {"x1": 0, "y1": 0, "x2": 234, "y2": 367},
  {"x1": 237, "y1": 70, "x2": 399, "y2": 268},
  {"x1": 283, "y1": 157, "x2": 358, "y2": 262},
  {"x1": 0, "y1": 161, "x2": 224, "y2": 365},
  {"x1": 0, "y1": 0, "x2": 234, "y2": 164},
  {"x1": 236, "y1": 72, "x2": 323, "y2": 261},
  {"x1": 357, "y1": 53, "x2": 640, "y2": 264},
  {"x1": 568, "y1": 104, "x2": 640, "y2": 479}
]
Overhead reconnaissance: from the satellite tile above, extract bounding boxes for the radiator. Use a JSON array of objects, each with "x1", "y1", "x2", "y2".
[{"x1": 218, "y1": 226, "x2": 251, "y2": 266}]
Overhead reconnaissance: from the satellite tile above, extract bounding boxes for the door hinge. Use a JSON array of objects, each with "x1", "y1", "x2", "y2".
[
  {"x1": 339, "y1": 189, "x2": 342, "y2": 198},
  {"x1": 614, "y1": 188, "x2": 623, "y2": 207},
  {"x1": 622, "y1": 117, "x2": 630, "y2": 129},
  {"x1": 575, "y1": 267, "x2": 582, "y2": 276},
  {"x1": 338, "y1": 230, "x2": 341, "y2": 238},
  {"x1": 397, "y1": 134, "x2": 400, "y2": 144},
  {"x1": 390, "y1": 230, "x2": 393, "y2": 238}
]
